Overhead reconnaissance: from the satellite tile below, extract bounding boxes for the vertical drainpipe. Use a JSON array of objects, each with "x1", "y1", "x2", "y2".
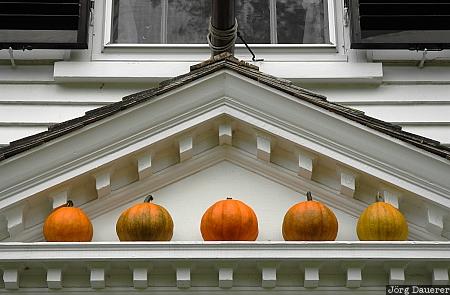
[{"x1": 208, "y1": 0, "x2": 237, "y2": 57}]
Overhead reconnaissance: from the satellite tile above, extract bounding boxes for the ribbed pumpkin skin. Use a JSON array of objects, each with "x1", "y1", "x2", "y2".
[
  {"x1": 116, "y1": 202, "x2": 174, "y2": 241},
  {"x1": 200, "y1": 199, "x2": 258, "y2": 241},
  {"x1": 357, "y1": 202, "x2": 408, "y2": 241},
  {"x1": 282, "y1": 200, "x2": 338, "y2": 241},
  {"x1": 43, "y1": 206, "x2": 93, "y2": 242}
]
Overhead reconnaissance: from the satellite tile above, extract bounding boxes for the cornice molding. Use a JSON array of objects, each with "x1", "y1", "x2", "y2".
[{"x1": 0, "y1": 241, "x2": 449, "y2": 261}]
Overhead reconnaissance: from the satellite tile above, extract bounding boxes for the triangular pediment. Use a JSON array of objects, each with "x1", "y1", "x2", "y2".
[{"x1": 0, "y1": 56, "x2": 449, "y2": 242}]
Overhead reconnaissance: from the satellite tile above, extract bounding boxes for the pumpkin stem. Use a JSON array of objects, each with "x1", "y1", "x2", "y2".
[
  {"x1": 306, "y1": 191, "x2": 313, "y2": 201},
  {"x1": 226, "y1": 197, "x2": 232, "y2": 200},
  {"x1": 376, "y1": 192, "x2": 384, "y2": 202},
  {"x1": 144, "y1": 195, "x2": 154, "y2": 203},
  {"x1": 66, "y1": 200, "x2": 74, "y2": 207}
]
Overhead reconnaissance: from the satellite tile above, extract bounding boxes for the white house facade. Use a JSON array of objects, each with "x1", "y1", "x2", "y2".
[{"x1": 0, "y1": 0, "x2": 449, "y2": 294}]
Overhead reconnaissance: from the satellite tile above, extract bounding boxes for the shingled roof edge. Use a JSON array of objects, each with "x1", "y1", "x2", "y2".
[{"x1": 0, "y1": 54, "x2": 449, "y2": 161}]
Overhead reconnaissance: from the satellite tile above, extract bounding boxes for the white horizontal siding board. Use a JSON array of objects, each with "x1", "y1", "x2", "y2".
[
  {"x1": 260, "y1": 62, "x2": 383, "y2": 84},
  {"x1": 401, "y1": 125, "x2": 450, "y2": 145},
  {"x1": 0, "y1": 126, "x2": 48, "y2": 146},
  {"x1": 0, "y1": 65, "x2": 54, "y2": 83},
  {"x1": 383, "y1": 66, "x2": 450, "y2": 83},
  {"x1": 310, "y1": 85, "x2": 450, "y2": 103},
  {"x1": 0, "y1": 105, "x2": 100, "y2": 124},
  {"x1": 0, "y1": 84, "x2": 150, "y2": 103},
  {"x1": 346, "y1": 104, "x2": 450, "y2": 123},
  {"x1": 54, "y1": 61, "x2": 193, "y2": 83}
]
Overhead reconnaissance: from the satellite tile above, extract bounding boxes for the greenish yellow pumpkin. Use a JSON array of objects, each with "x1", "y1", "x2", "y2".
[
  {"x1": 357, "y1": 194, "x2": 408, "y2": 241},
  {"x1": 116, "y1": 195, "x2": 174, "y2": 241}
]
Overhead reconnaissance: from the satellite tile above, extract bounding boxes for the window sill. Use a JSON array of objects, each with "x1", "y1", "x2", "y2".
[{"x1": 53, "y1": 60, "x2": 383, "y2": 84}]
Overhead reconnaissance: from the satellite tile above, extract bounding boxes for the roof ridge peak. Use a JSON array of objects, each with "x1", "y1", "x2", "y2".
[{"x1": 190, "y1": 52, "x2": 259, "y2": 72}]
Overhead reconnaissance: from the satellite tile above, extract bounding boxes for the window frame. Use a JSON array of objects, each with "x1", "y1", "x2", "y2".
[{"x1": 91, "y1": 0, "x2": 342, "y2": 61}]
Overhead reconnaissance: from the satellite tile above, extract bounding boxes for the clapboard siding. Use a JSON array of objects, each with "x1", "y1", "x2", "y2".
[
  {"x1": 0, "y1": 104, "x2": 100, "y2": 124},
  {"x1": 0, "y1": 125, "x2": 49, "y2": 147},
  {"x1": 310, "y1": 84, "x2": 450, "y2": 103},
  {"x1": 0, "y1": 83, "x2": 150, "y2": 103}
]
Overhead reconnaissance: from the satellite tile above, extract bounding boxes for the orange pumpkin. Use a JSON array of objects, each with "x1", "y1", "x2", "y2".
[
  {"x1": 200, "y1": 197, "x2": 258, "y2": 241},
  {"x1": 282, "y1": 192, "x2": 338, "y2": 241},
  {"x1": 357, "y1": 193, "x2": 408, "y2": 241},
  {"x1": 43, "y1": 200, "x2": 93, "y2": 242},
  {"x1": 116, "y1": 195, "x2": 174, "y2": 241}
]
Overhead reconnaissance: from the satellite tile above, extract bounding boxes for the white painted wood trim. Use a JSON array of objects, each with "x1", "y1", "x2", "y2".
[
  {"x1": 53, "y1": 61, "x2": 383, "y2": 84},
  {"x1": 94, "y1": 171, "x2": 111, "y2": 199},
  {"x1": 48, "y1": 190, "x2": 69, "y2": 210},
  {"x1": 298, "y1": 153, "x2": 314, "y2": 180},
  {"x1": 388, "y1": 267, "x2": 405, "y2": 285},
  {"x1": 338, "y1": 169, "x2": 356, "y2": 198},
  {"x1": 90, "y1": 268, "x2": 106, "y2": 289},
  {"x1": 218, "y1": 124, "x2": 232, "y2": 146},
  {"x1": 4, "y1": 204, "x2": 25, "y2": 237},
  {"x1": 426, "y1": 205, "x2": 446, "y2": 235},
  {"x1": 132, "y1": 268, "x2": 148, "y2": 289},
  {"x1": 47, "y1": 268, "x2": 63, "y2": 289},
  {"x1": 380, "y1": 189, "x2": 400, "y2": 209},
  {"x1": 218, "y1": 267, "x2": 233, "y2": 288},
  {"x1": 179, "y1": 136, "x2": 194, "y2": 163},
  {"x1": 0, "y1": 242, "x2": 448, "y2": 261},
  {"x1": 176, "y1": 267, "x2": 191, "y2": 288},
  {"x1": 346, "y1": 267, "x2": 362, "y2": 288},
  {"x1": 256, "y1": 136, "x2": 271, "y2": 162},
  {"x1": 304, "y1": 267, "x2": 319, "y2": 288},
  {"x1": 2, "y1": 269, "x2": 19, "y2": 290},
  {"x1": 137, "y1": 153, "x2": 152, "y2": 180},
  {"x1": 259, "y1": 262, "x2": 278, "y2": 288}
]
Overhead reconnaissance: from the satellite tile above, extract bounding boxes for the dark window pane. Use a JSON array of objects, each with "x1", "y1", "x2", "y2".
[
  {"x1": 236, "y1": 0, "x2": 270, "y2": 44},
  {"x1": 277, "y1": 0, "x2": 328, "y2": 44},
  {"x1": 167, "y1": 0, "x2": 211, "y2": 44},
  {"x1": 112, "y1": 0, "x2": 162, "y2": 44}
]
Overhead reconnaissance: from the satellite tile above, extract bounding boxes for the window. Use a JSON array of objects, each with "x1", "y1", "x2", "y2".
[{"x1": 110, "y1": 0, "x2": 331, "y2": 45}]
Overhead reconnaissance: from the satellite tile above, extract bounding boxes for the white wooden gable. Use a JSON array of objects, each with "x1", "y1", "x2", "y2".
[
  {"x1": 0, "y1": 65, "x2": 449, "y2": 242},
  {"x1": 0, "y1": 58, "x2": 449, "y2": 293}
]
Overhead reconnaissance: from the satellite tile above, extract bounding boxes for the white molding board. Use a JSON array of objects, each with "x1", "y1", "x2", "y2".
[
  {"x1": 0, "y1": 242, "x2": 448, "y2": 261},
  {"x1": 53, "y1": 62, "x2": 383, "y2": 84}
]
